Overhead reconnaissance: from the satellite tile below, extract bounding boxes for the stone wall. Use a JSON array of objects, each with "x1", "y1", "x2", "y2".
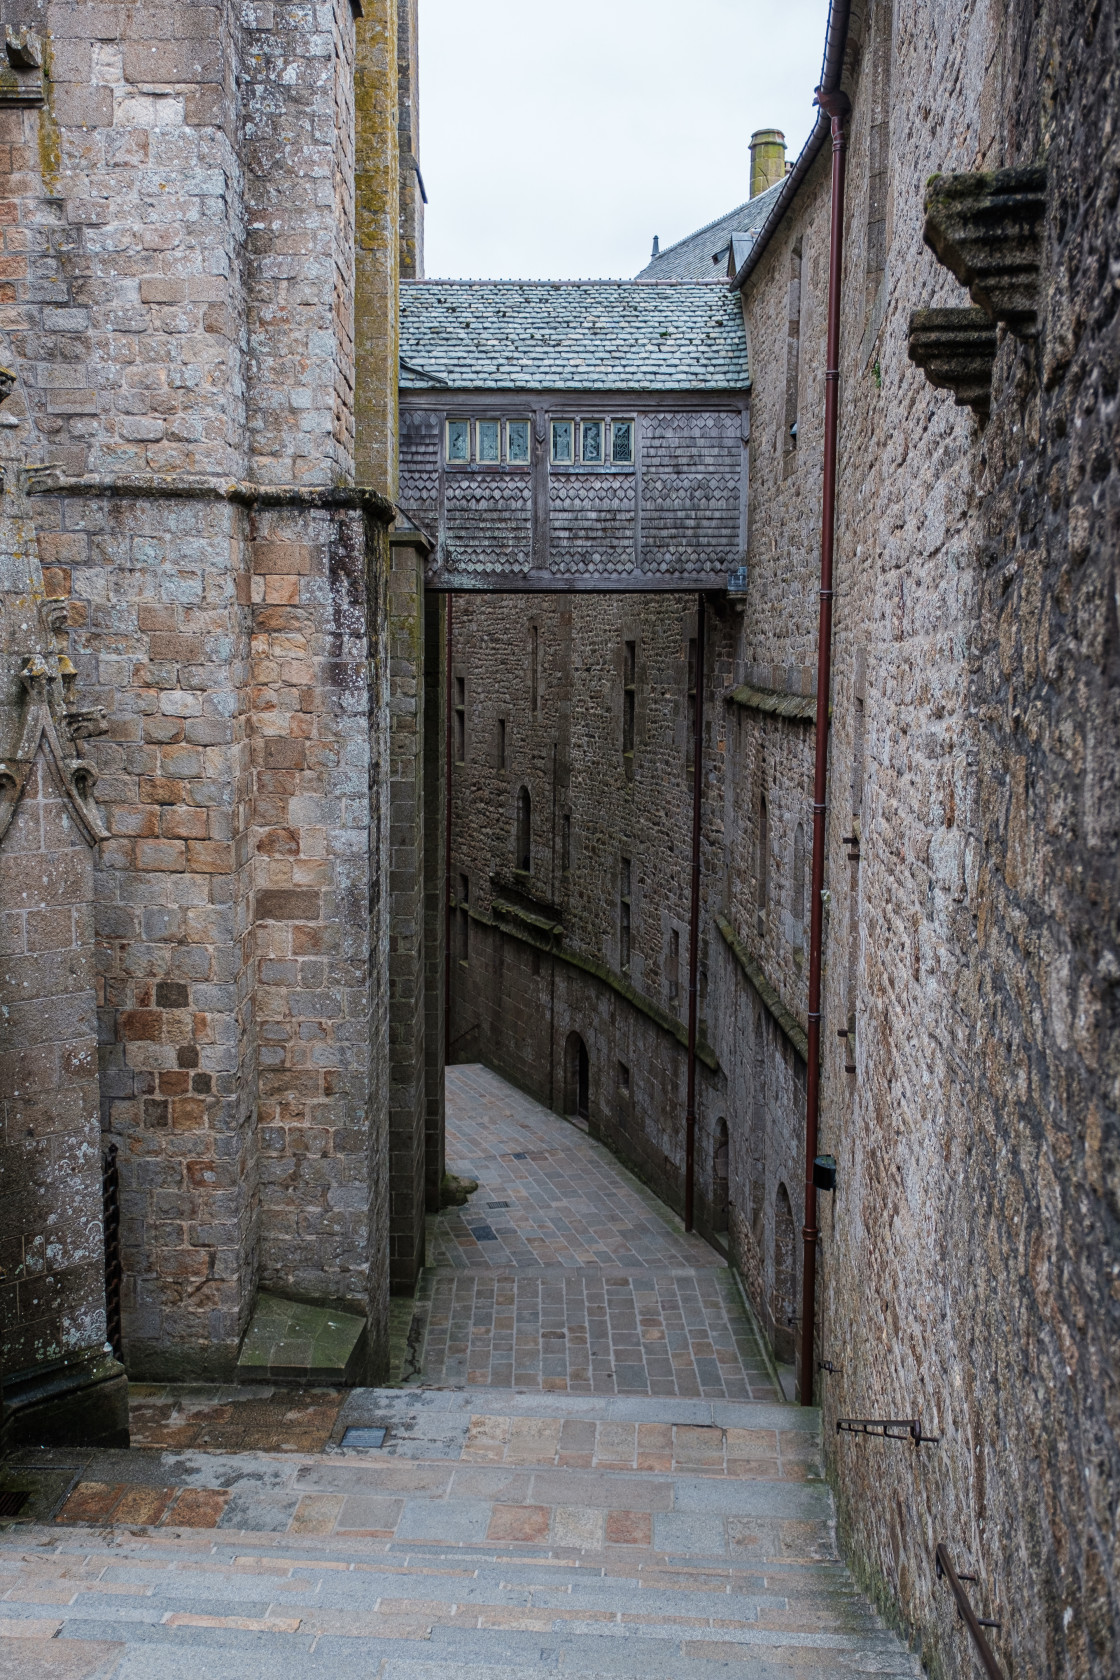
[
  {"x1": 447, "y1": 589, "x2": 731, "y2": 1232},
  {"x1": 0, "y1": 0, "x2": 410, "y2": 1404},
  {"x1": 441, "y1": 0, "x2": 1118, "y2": 1670},
  {"x1": 736, "y1": 0, "x2": 1120, "y2": 1673}
]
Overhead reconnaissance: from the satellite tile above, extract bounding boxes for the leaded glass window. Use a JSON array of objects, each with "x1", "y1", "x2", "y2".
[
  {"x1": 446, "y1": 419, "x2": 469, "y2": 462},
  {"x1": 477, "y1": 419, "x2": 500, "y2": 463},
  {"x1": 507, "y1": 420, "x2": 530, "y2": 463},
  {"x1": 551, "y1": 420, "x2": 573, "y2": 463},
  {"x1": 581, "y1": 420, "x2": 603, "y2": 463},
  {"x1": 611, "y1": 420, "x2": 634, "y2": 464}
]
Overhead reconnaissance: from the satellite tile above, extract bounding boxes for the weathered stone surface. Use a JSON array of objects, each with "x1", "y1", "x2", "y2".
[
  {"x1": 923, "y1": 166, "x2": 1048, "y2": 336},
  {"x1": 907, "y1": 306, "x2": 998, "y2": 415}
]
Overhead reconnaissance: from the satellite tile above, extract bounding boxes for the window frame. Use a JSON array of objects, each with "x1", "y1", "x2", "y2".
[
  {"x1": 445, "y1": 417, "x2": 471, "y2": 464},
  {"x1": 551, "y1": 419, "x2": 574, "y2": 464},
  {"x1": 611, "y1": 419, "x2": 635, "y2": 464},
  {"x1": 506, "y1": 418, "x2": 531, "y2": 465},
  {"x1": 580, "y1": 418, "x2": 604, "y2": 464},
  {"x1": 476, "y1": 417, "x2": 501, "y2": 465}
]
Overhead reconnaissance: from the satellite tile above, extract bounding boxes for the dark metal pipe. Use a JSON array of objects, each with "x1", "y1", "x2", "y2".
[
  {"x1": 800, "y1": 90, "x2": 849, "y2": 1407},
  {"x1": 443, "y1": 591, "x2": 454, "y2": 1064},
  {"x1": 684, "y1": 592, "x2": 706, "y2": 1232}
]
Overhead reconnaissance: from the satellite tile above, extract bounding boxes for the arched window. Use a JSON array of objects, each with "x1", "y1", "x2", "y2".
[
  {"x1": 515, "y1": 785, "x2": 531, "y2": 874},
  {"x1": 713, "y1": 1119, "x2": 729, "y2": 1234},
  {"x1": 565, "y1": 1031, "x2": 589, "y2": 1121},
  {"x1": 773, "y1": 1183, "x2": 796, "y2": 1364}
]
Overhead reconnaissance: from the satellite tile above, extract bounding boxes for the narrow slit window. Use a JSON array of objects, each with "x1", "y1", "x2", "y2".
[
  {"x1": 551, "y1": 420, "x2": 573, "y2": 463},
  {"x1": 611, "y1": 420, "x2": 634, "y2": 464},
  {"x1": 686, "y1": 637, "x2": 698, "y2": 770},
  {"x1": 454, "y1": 674, "x2": 465, "y2": 763},
  {"x1": 530, "y1": 625, "x2": 539, "y2": 713},
  {"x1": 561, "y1": 812, "x2": 571, "y2": 874},
  {"x1": 622, "y1": 638, "x2": 636, "y2": 775},
  {"x1": 497, "y1": 717, "x2": 506, "y2": 769},
  {"x1": 620, "y1": 856, "x2": 632, "y2": 972},
  {"x1": 507, "y1": 419, "x2": 530, "y2": 463},
  {"x1": 458, "y1": 873, "x2": 470, "y2": 965},
  {"x1": 446, "y1": 419, "x2": 469, "y2": 462},
  {"x1": 667, "y1": 926, "x2": 680, "y2": 1003},
  {"x1": 757, "y1": 794, "x2": 769, "y2": 936},
  {"x1": 784, "y1": 244, "x2": 803, "y2": 456},
  {"x1": 581, "y1": 420, "x2": 604, "y2": 463},
  {"x1": 477, "y1": 419, "x2": 500, "y2": 463},
  {"x1": 516, "y1": 786, "x2": 532, "y2": 874}
]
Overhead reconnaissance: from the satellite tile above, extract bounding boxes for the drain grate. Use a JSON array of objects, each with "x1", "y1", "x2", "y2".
[
  {"x1": 511, "y1": 1152, "x2": 529, "y2": 1160},
  {"x1": 340, "y1": 1426, "x2": 387, "y2": 1449},
  {"x1": 0, "y1": 1491, "x2": 30, "y2": 1517},
  {"x1": 487, "y1": 1201, "x2": 510, "y2": 1209}
]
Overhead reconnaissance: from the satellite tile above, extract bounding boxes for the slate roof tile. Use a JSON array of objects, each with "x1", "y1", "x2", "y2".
[
  {"x1": 634, "y1": 181, "x2": 784, "y2": 281},
  {"x1": 399, "y1": 281, "x2": 748, "y2": 392}
]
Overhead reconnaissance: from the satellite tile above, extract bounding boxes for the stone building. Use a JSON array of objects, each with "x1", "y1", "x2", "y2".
[
  {"x1": 0, "y1": 0, "x2": 1115, "y2": 1674},
  {"x1": 429, "y1": 2, "x2": 1120, "y2": 1675},
  {"x1": 0, "y1": 0, "x2": 423, "y2": 1441}
]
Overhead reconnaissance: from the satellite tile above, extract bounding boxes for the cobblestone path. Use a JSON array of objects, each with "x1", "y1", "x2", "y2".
[
  {"x1": 0, "y1": 1067, "x2": 917, "y2": 1676},
  {"x1": 410, "y1": 1066, "x2": 778, "y2": 1400}
]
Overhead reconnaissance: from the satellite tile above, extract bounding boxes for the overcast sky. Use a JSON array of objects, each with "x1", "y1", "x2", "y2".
[{"x1": 417, "y1": 0, "x2": 832, "y2": 281}]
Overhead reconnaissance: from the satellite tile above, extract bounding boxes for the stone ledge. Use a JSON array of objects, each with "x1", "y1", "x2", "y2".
[
  {"x1": 907, "y1": 307, "x2": 998, "y2": 417},
  {"x1": 26, "y1": 471, "x2": 395, "y2": 522},
  {"x1": 725, "y1": 682, "x2": 816, "y2": 722},
  {"x1": 923, "y1": 166, "x2": 1047, "y2": 338},
  {"x1": 0, "y1": 1348, "x2": 128, "y2": 1451},
  {"x1": 236, "y1": 1294, "x2": 367, "y2": 1387},
  {"x1": 465, "y1": 902, "x2": 719, "y2": 1072},
  {"x1": 716, "y1": 913, "x2": 808, "y2": 1061}
]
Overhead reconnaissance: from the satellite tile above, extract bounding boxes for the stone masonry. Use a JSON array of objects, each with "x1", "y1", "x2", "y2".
[
  {"x1": 0, "y1": 0, "x2": 426, "y2": 1436},
  {"x1": 440, "y1": 2, "x2": 1120, "y2": 1675}
]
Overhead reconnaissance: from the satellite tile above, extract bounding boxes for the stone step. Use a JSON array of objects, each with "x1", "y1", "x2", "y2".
[
  {"x1": 0, "y1": 1406, "x2": 920, "y2": 1679},
  {"x1": 0, "y1": 1537, "x2": 885, "y2": 1627}
]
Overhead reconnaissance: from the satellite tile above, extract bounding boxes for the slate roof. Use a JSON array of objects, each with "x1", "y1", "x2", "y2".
[
  {"x1": 634, "y1": 180, "x2": 784, "y2": 281},
  {"x1": 399, "y1": 281, "x2": 748, "y2": 392}
]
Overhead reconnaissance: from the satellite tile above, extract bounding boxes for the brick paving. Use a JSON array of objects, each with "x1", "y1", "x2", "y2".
[
  {"x1": 413, "y1": 1066, "x2": 779, "y2": 1400},
  {"x1": 128, "y1": 1386, "x2": 345, "y2": 1454}
]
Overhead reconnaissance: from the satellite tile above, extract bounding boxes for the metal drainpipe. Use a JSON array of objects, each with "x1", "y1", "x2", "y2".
[
  {"x1": 443, "y1": 591, "x2": 454, "y2": 1065},
  {"x1": 800, "y1": 89, "x2": 850, "y2": 1408},
  {"x1": 684, "y1": 591, "x2": 706, "y2": 1232}
]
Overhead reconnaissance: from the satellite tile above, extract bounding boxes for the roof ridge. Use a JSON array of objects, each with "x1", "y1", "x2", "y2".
[
  {"x1": 644, "y1": 178, "x2": 785, "y2": 264},
  {"x1": 404, "y1": 278, "x2": 733, "y2": 288}
]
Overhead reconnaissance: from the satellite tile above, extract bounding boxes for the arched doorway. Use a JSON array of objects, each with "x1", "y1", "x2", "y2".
[
  {"x1": 564, "y1": 1031, "x2": 589, "y2": 1121},
  {"x1": 713, "y1": 1118, "x2": 729, "y2": 1234},
  {"x1": 773, "y1": 1182, "x2": 796, "y2": 1363}
]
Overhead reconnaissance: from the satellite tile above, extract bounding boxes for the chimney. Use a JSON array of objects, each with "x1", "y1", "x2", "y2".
[
  {"x1": 749, "y1": 129, "x2": 786, "y2": 198},
  {"x1": 650, "y1": 235, "x2": 660, "y2": 259}
]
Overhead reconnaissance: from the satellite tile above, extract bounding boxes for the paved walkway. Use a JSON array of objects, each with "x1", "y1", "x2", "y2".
[
  {"x1": 0, "y1": 1387, "x2": 919, "y2": 1679},
  {"x1": 413, "y1": 1066, "x2": 777, "y2": 1400},
  {"x1": 0, "y1": 1065, "x2": 920, "y2": 1678}
]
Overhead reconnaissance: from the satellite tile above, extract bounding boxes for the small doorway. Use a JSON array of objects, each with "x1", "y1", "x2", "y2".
[
  {"x1": 773, "y1": 1182, "x2": 796, "y2": 1363},
  {"x1": 565, "y1": 1031, "x2": 589, "y2": 1122}
]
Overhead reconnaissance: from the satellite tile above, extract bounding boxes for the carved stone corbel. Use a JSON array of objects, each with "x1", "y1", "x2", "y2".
[
  {"x1": 923, "y1": 166, "x2": 1047, "y2": 338},
  {"x1": 907, "y1": 308, "x2": 999, "y2": 417},
  {"x1": 0, "y1": 650, "x2": 109, "y2": 846}
]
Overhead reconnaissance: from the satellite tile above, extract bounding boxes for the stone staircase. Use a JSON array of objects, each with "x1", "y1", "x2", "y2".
[{"x1": 0, "y1": 1389, "x2": 919, "y2": 1679}]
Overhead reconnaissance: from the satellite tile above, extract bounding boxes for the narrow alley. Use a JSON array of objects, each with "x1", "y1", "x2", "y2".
[
  {"x1": 0, "y1": 1065, "x2": 917, "y2": 1679},
  {"x1": 413, "y1": 1066, "x2": 776, "y2": 1399}
]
